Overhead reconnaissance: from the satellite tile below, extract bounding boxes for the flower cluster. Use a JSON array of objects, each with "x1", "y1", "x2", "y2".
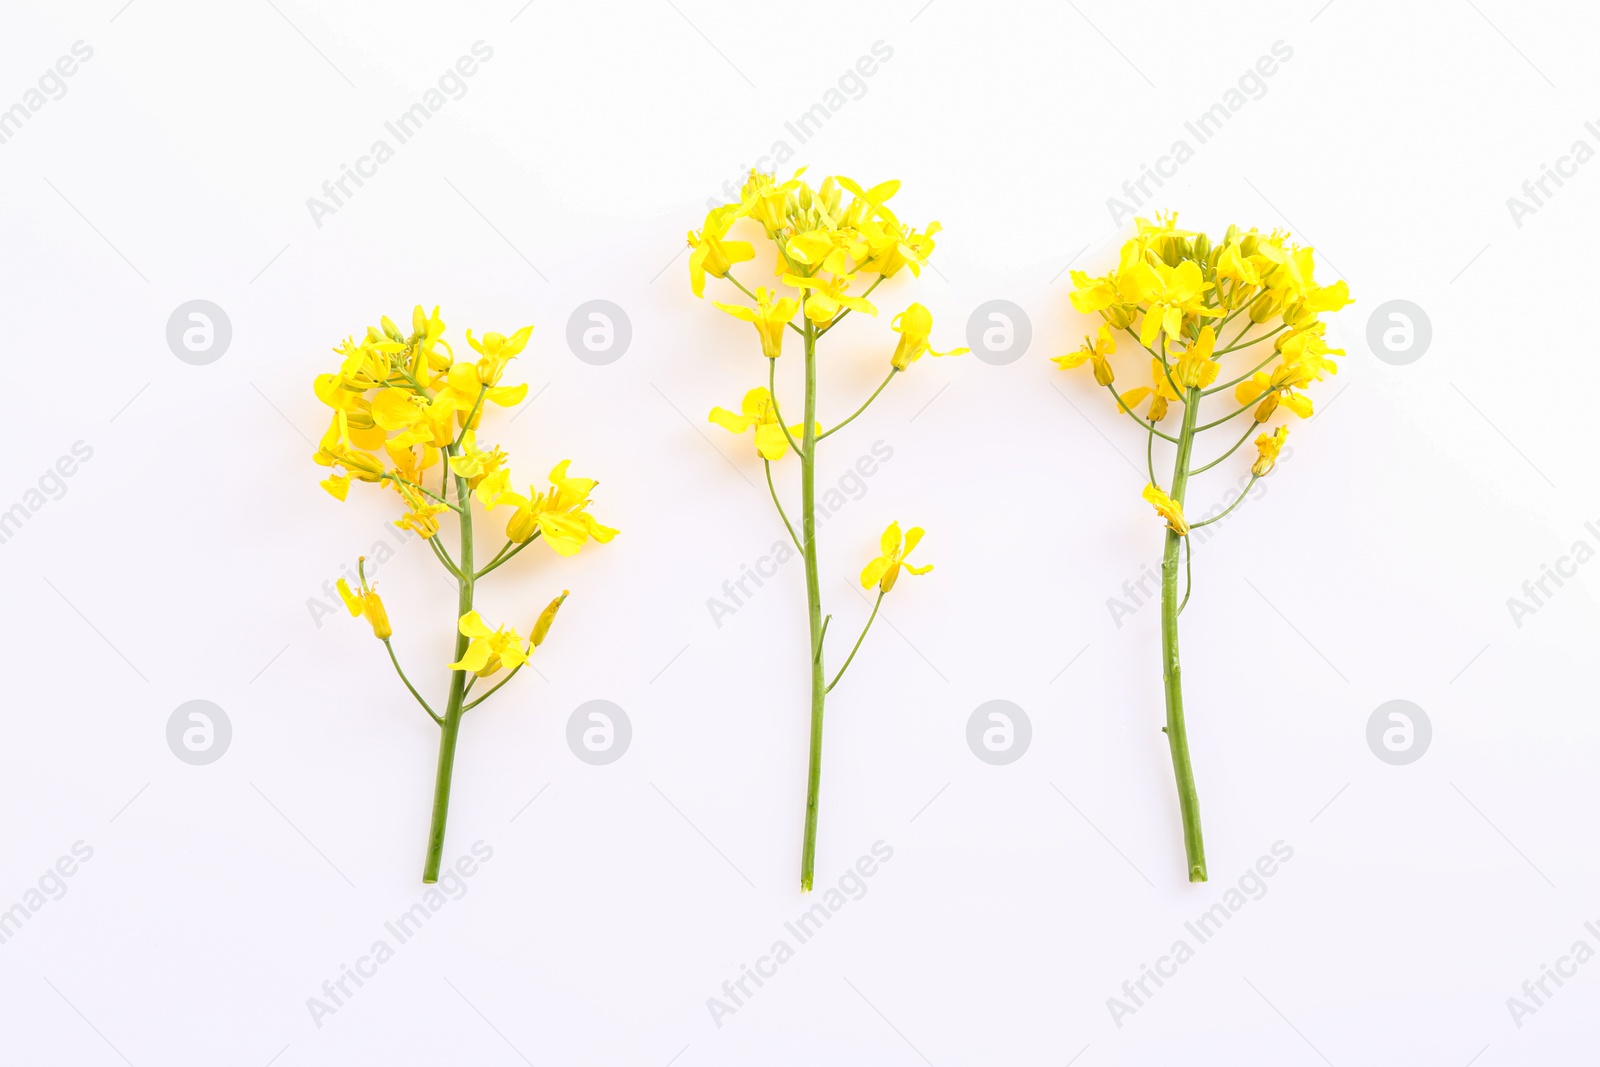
[
  {"x1": 312, "y1": 305, "x2": 615, "y2": 556},
  {"x1": 1055, "y1": 213, "x2": 1352, "y2": 530},
  {"x1": 691, "y1": 168, "x2": 967, "y2": 437}
]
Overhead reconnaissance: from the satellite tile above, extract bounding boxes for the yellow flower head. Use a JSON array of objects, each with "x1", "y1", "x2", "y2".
[
  {"x1": 447, "y1": 430, "x2": 508, "y2": 489},
  {"x1": 861, "y1": 522, "x2": 933, "y2": 593},
  {"x1": 713, "y1": 287, "x2": 798, "y2": 360},
  {"x1": 782, "y1": 272, "x2": 877, "y2": 326},
  {"x1": 859, "y1": 216, "x2": 940, "y2": 278},
  {"x1": 1117, "y1": 357, "x2": 1181, "y2": 423},
  {"x1": 311, "y1": 307, "x2": 534, "y2": 523},
  {"x1": 466, "y1": 325, "x2": 533, "y2": 387},
  {"x1": 1142, "y1": 484, "x2": 1189, "y2": 536},
  {"x1": 336, "y1": 558, "x2": 392, "y2": 640},
  {"x1": 1053, "y1": 324, "x2": 1118, "y2": 385},
  {"x1": 446, "y1": 611, "x2": 528, "y2": 677},
  {"x1": 1237, "y1": 363, "x2": 1316, "y2": 421},
  {"x1": 889, "y1": 303, "x2": 968, "y2": 371},
  {"x1": 486, "y1": 461, "x2": 619, "y2": 556},
  {"x1": 708, "y1": 387, "x2": 818, "y2": 462},
  {"x1": 1253, "y1": 427, "x2": 1288, "y2": 477},
  {"x1": 688, "y1": 205, "x2": 756, "y2": 297},
  {"x1": 1170, "y1": 325, "x2": 1221, "y2": 391}
]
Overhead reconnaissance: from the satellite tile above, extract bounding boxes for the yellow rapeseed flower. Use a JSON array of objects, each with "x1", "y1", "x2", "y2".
[
  {"x1": 1142, "y1": 483, "x2": 1189, "y2": 536},
  {"x1": 889, "y1": 303, "x2": 968, "y2": 370},
  {"x1": 861, "y1": 522, "x2": 933, "y2": 592}
]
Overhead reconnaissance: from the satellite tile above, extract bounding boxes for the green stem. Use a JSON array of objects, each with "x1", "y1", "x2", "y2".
[
  {"x1": 1105, "y1": 382, "x2": 1179, "y2": 444},
  {"x1": 427, "y1": 535, "x2": 465, "y2": 581},
  {"x1": 818, "y1": 368, "x2": 897, "y2": 441},
  {"x1": 1161, "y1": 387, "x2": 1207, "y2": 883},
  {"x1": 1190, "y1": 421, "x2": 1258, "y2": 475},
  {"x1": 825, "y1": 591, "x2": 882, "y2": 694},
  {"x1": 1204, "y1": 349, "x2": 1281, "y2": 396},
  {"x1": 799, "y1": 311, "x2": 827, "y2": 893},
  {"x1": 767, "y1": 357, "x2": 804, "y2": 459},
  {"x1": 379, "y1": 472, "x2": 460, "y2": 511},
  {"x1": 384, "y1": 639, "x2": 442, "y2": 725},
  {"x1": 475, "y1": 533, "x2": 539, "y2": 579},
  {"x1": 1189, "y1": 474, "x2": 1261, "y2": 530},
  {"x1": 423, "y1": 443, "x2": 474, "y2": 883},
  {"x1": 764, "y1": 459, "x2": 802, "y2": 552},
  {"x1": 1194, "y1": 402, "x2": 1256, "y2": 433},
  {"x1": 464, "y1": 660, "x2": 524, "y2": 711}
]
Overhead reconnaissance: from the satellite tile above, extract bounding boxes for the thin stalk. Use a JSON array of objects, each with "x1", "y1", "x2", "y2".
[
  {"x1": 825, "y1": 591, "x2": 883, "y2": 694},
  {"x1": 383, "y1": 639, "x2": 442, "y2": 725},
  {"x1": 423, "y1": 443, "x2": 474, "y2": 883},
  {"x1": 798, "y1": 311, "x2": 827, "y2": 893},
  {"x1": 1161, "y1": 387, "x2": 1207, "y2": 883},
  {"x1": 475, "y1": 533, "x2": 539, "y2": 580},
  {"x1": 464, "y1": 660, "x2": 524, "y2": 711},
  {"x1": 764, "y1": 459, "x2": 802, "y2": 552},
  {"x1": 1216, "y1": 322, "x2": 1286, "y2": 355},
  {"x1": 1106, "y1": 383, "x2": 1180, "y2": 444},
  {"x1": 379, "y1": 473, "x2": 460, "y2": 511},
  {"x1": 1190, "y1": 421, "x2": 1259, "y2": 475},
  {"x1": 427, "y1": 535, "x2": 465, "y2": 581},
  {"x1": 767, "y1": 358, "x2": 804, "y2": 459},
  {"x1": 1189, "y1": 474, "x2": 1260, "y2": 530},
  {"x1": 818, "y1": 368, "x2": 897, "y2": 441},
  {"x1": 1194, "y1": 402, "x2": 1255, "y2": 434},
  {"x1": 1205, "y1": 350, "x2": 1281, "y2": 396}
]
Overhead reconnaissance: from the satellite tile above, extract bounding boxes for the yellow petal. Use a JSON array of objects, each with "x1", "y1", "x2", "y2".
[
  {"x1": 709, "y1": 406, "x2": 753, "y2": 434},
  {"x1": 371, "y1": 389, "x2": 422, "y2": 431},
  {"x1": 458, "y1": 611, "x2": 493, "y2": 638},
  {"x1": 487, "y1": 383, "x2": 528, "y2": 406}
]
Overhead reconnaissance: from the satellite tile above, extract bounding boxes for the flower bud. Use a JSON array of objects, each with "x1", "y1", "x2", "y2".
[
  {"x1": 1248, "y1": 290, "x2": 1282, "y2": 324},
  {"x1": 1091, "y1": 356, "x2": 1115, "y2": 387},
  {"x1": 362, "y1": 589, "x2": 393, "y2": 640},
  {"x1": 1253, "y1": 393, "x2": 1280, "y2": 422},
  {"x1": 531, "y1": 591, "x2": 568, "y2": 647},
  {"x1": 1252, "y1": 427, "x2": 1288, "y2": 477},
  {"x1": 1106, "y1": 304, "x2": 1135, "y2": 329}
]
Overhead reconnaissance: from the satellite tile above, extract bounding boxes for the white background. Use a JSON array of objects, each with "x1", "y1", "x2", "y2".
[{"x1": 2, "y1": 0, "x2": 1596, "y2": 1064}]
